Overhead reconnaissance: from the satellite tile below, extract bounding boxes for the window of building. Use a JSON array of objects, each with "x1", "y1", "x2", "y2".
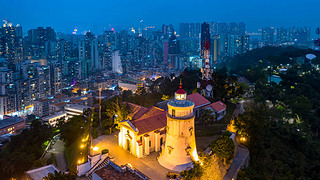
[
  {"x1": 140, "y1": 136, "x2": 142, "y2": 142},
  {"x1": 172, "y1": 109, "x2": 175, "y2": 117},
  {"x1": 160, "y1": 137, "x2": 163, "y2": 146},
  {"x1": 168, "y1": 146, "x2": 173, "y2": 154},
  {"x1": 149, "y1": 141, "x2": 151, "y2": 147},
  {"x1": 189, "y1": 127, "x2": 193, "y2": 136}
]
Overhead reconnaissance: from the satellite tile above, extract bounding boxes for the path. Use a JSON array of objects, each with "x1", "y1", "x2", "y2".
[
  {"x1": 223, "y1": 145, "x2": 249, "y2": 180},
  {"x1": 47, "y1": 139, "x2": 68, "y2": 172}
]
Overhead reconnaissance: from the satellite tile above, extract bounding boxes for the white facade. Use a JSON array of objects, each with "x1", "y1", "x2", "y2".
[
  {"x1": 64, "y1": 104, "x2": 90, "y2": 118},
  {"x1": 118, "y1": 119, "x2": 166, "y2": 158},
  {"x1": 158, "y1": 90, "x2": 199, "y2": 172},
  {"x1": 112, "y1": 50, "x2": 122, "y2": 74},
  {"x1": 41, "y1": 111, "x2": 67, "y2": 127}
]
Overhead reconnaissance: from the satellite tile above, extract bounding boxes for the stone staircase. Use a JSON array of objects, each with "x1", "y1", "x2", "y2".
[{"x1": 86, "y1": 156, "x2": 110, "y2": 180}]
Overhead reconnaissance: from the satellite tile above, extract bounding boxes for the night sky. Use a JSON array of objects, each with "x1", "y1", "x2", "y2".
[{"x1": 1, "y1": 0, "x2": 319, "y2": 35}]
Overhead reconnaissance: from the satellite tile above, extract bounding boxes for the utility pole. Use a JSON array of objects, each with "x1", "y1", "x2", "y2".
[
  {"x1": 89, "y1": 106, "x2": 94, "y2": 156},
  {"x1": 99, "y1": 85, "x2": 102, "y2": 129}
]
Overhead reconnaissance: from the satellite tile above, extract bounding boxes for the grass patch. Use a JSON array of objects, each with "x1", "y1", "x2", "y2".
[{"x1": 64, "y1": 138, "x2": 88, "y2": 173}]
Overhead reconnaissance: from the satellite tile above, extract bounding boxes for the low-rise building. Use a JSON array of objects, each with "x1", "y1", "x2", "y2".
[
  {"x1": 204, "y1": 101, "x2": 227, "y2": 121},
  {"x1": 65, "y1": 104, "x2": 90, "y2": 118},
  {"x1": 41, "y1": 111, "x2": 67, "y2": 127},
  {"x1": 92, "y1": 160, "x2": 149, "y2": 180},
  {"x1": 25, "y1": 164, "x2": 60, "y2": 180},
  {"x1": 118, "y1": 78, "x2": 145, "y2": 93},
  {"x1": 49, "y1": 102, "x2": 67, "y2": 114},
  {"x1": 0, "y1": 116, "x2": 25, "y2": 135}
]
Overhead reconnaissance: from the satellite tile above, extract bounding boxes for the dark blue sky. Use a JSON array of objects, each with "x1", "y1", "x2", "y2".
[{"x1": 1, "y1": 0, "x2": 319, "y2": 36}]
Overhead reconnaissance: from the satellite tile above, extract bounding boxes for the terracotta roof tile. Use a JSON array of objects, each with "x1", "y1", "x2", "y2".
[
  {"x1": 186, "y1": 93, "x2": 211, "y2": 108},
  {"x1": 131, "y1": 112, "x2": 167, "y2": 135},
  {"x1": 140, "y1": 106, "x2": 164, "y2": 119},
  {"x1": 207, "y1": 101, "x2": 226, "y2": 112},
  {"x1": 125, "y1": 102, "x2": 148, "y2": 120}
]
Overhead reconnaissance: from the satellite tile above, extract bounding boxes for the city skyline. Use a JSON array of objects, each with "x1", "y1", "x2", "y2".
[{"x1": 1, "y1": 0, "x2": 319, "y2": 36}]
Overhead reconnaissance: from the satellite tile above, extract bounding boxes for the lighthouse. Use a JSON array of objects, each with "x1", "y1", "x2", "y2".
[{"x1": 158, "y1": 80, "x2": 199, "y2": 172}]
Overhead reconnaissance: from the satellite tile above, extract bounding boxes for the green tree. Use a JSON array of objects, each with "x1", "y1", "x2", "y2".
[
  {"x1": 0, "y1": 120, "x2": 53, "y2": 179},
  {"x1": 43, "y1": 170, "x2": 76, "y2": 180},
  {"x1": 199, "y1": 109, "x2": 215, "y2": 125},
  {"x1": 210, "y1": 133, "x2": 235, "y2": 164},
  {"x1": 105, "y1": 97, "x2": 129, "y2": 133},
  {"x1": 59, "y1": 115, "x2": 89, "y2": 146}
]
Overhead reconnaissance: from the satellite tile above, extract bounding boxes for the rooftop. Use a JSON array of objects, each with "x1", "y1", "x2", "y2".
[
  {"x1": 42, "y1": 111, "x2": 67, "y2": 121},
  {"x1": 65, "y1": 104, "x2": 90, "y2": 111},
  {"x1": 140, "y1": 106, "x2": 164, "y2": 119},
  {"x1": 0, "y1": 117, "x2": 24, "y2": 129},
  {"x1": 176, "y1": 88, "x2": 186, "y2": 94},
  {"x1": 94, "y1": 161, "x2": 148, "y2": 180},
  {"x1": 120, "y1": 78, "x2": 143, "y2": 84},
  {"x1": 186, "y1": 93, "x2": 211, "y2": 108},
  {"x1": 206, "y1": 101, "x2": 227, "y2": 112},
  {"x1": 25, "y1": 164, "x2": 59, "y2": 180},
  {"x1": 131, "y1": 112, "x2": 167, "y2": 135},
  {"x1": 126, "y1": 102, "x2": 148, "y2": 120},
  {"x1": 51, "y1": 102, "x2": 67, "y2": 108}
]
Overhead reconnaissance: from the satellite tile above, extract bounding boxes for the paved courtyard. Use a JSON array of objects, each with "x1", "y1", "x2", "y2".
[{"x1": 92, "y1": 131, "x2": 171, "y2": 180}]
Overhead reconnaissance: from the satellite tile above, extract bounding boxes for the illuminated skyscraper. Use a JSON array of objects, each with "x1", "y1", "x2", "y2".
[
  {"x1": 112, "y1": 50, "x2": 122, "y2": 74},
  {"x1": 262, "y1": 27, "x2": 275, "y2": 46},
  {"x1": 27, "y1": 27, "x2": 56, "y2": 59},
  {"x1": 277, "y1": 27, "x2": 288, "y2": 45},
  {"x1": 138, "y1": 20, "x2": 143, "y2": 37},
  {"x1": 0, "y1": 20, "x2": 20, "y2": 70},
  {"x1": 167, "y1": 34, "x2": 181, "y2": 69}
]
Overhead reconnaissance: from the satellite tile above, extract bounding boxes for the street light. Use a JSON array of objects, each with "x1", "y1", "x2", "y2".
[{"x1": 240, "y1": 137, "x2": 246, "y2": 142}]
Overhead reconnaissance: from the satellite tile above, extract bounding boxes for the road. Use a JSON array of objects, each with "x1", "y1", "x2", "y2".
[
  {"x1": 223, "y1": 145, "x2": 249, "y2": 180},
  {"x1": 92, "y1": 131, "x2": 170, "y2": 180},
  {"x1": 47, "y1": 139, "x2": 68, "y2": 172}
]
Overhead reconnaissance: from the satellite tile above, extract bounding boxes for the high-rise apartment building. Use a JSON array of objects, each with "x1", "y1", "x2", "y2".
[
  {"x1": 0, "y1": 21, "x2": 21, "y2": 70},
  {"x1": 167, "y1": 35, "x2": 181, "y2": 69},
  {"x1": 112, "y1": 50, "x2": 122, "y2": 74},
  {"x1": 262, "y1": 27, "x2": 275, "y2": 46}
]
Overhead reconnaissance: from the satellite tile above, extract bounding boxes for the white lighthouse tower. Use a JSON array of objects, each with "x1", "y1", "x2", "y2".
[{"x1": 158, "y1": 81, "x2": 199, "y2": 172}]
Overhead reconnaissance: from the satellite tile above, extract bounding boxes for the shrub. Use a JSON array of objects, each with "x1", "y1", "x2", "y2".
[{"x1": 101, "y1": 149, "x2": 109, "y2": 154}]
